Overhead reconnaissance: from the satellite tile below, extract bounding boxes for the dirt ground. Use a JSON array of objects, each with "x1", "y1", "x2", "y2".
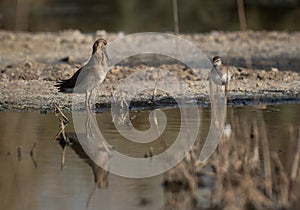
[{"x1": 0, "y1": 30, "x2": 299, "y2": 111}]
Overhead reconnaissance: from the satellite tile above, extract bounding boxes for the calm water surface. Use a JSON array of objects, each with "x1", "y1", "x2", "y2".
[{"x1": 0, "y1": 104, "x2": 299, "y2": 210}]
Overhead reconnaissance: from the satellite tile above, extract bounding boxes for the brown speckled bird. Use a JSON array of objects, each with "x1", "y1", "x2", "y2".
[{"x1": 55, "y1": 38, "x2": 109, "y2": 112}]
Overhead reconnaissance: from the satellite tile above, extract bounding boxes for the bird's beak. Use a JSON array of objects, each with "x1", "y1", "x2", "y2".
[{"x1": 103, "y1": 47, "x2": 109, "y2": 61}]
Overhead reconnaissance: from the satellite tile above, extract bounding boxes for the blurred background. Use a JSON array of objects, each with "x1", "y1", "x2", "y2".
[{"x1": 0, "y1": 0, "x2": 299, "y2": 32}]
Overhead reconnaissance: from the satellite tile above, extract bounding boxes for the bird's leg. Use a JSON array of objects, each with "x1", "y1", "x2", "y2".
[
  {"x1": 85, "y1": 113, "x2": 93, "y2": 137},
  {"x1": 85, "y1": 91, "x2": 92, "y2": 136},
  {"x1": 86, "y1": 90, "x2": 97, "y2": 137},
  {"x1": 225, "y1": 66, "x2": 229, "y2": 98},
  {"x1": 85, "y1": 90, "x2": 93, "y2": 113},
  {"x1": 85, "y1": 91, "x2": 89, "y2": 112},
  {"x1": 88, "y1": 90, "x2": 94, "y2": 113}
]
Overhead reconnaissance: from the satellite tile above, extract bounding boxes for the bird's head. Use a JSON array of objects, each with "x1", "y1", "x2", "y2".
[
  {"x1": 93, "y1": 38, "x2": 107, "y2": 52},
  {"x1": 212, "y1": 56, "x2": 222, "y2": 67},
  {"x1": 92, "y1": 38, "x2": 109, "y2": 61}
]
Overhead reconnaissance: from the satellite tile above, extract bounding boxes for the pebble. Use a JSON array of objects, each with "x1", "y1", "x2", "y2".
[
  {"x1": 60, "y1": 56, "x2": 75, "y2": 63},
  {"x1": 271, "y1": 67, "x2": 279, "y2": 72},
  {"x1": 24, "y1": 61, "x2": 32, "y2": 69},
  {"x1": 256, "y1": 82, "x2": 262, "y2": 88}
]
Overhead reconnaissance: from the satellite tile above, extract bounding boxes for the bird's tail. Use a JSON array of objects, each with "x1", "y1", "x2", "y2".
[{"x1": 54, "y1": 80, "x2": 73, "y2": 93}]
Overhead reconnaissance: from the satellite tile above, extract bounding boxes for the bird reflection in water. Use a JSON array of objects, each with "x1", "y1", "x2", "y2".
[{"x1": 54, "y1": 104, "x2": 113, "y2": 206}]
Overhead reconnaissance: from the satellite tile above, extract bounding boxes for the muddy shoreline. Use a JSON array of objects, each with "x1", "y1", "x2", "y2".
[{"x1": 0, "y1": 30, "x2": 299, "y2": 112}]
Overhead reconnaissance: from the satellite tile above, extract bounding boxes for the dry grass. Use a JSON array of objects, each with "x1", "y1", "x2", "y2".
[{"x1": 163, "y1": 109, "x2": 300, "y2": 210}]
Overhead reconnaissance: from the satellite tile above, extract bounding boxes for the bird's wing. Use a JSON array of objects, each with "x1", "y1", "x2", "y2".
[{"x1": 54, "y1": 66, "x2": 84, "y2": 92}]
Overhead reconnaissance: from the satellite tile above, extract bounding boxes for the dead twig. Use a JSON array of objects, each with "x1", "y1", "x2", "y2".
[
  {"x1": 61, "y1": 146, "x2": 67, "y2": 170},
  {"x1": 30, "y1": 142, "x2": 38, "y2": 168},
  {"x1": 53, "y1": 103, "x2": 70, "y2": 170},
  {"x1": 54, "y1": 103, "x2": 69, "y2": 123},
  {"x1": 172, "y1": 0, "x2": 179, "y2": 34},
  {"x1": 54, "y1": 103, "x2": 69, "y2": 142},
  {"x1": 290, "y1": 127, "x2": 300, "y2": 181},
  {"x1": 237, "y1": 0, "x2": 247, "y2": 31},
  {"x1": 17, "y1": 146, "x2": 22, "y2": 162},
  {"x1": 259, "y1": 113, "x2": 273, "y2": 199},
  {"x1": 271, "y1": 152, "x2": 289, "y2": 207}
]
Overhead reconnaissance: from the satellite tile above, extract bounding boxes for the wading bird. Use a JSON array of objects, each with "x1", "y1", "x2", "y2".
[
  {"x1": 210, "y1": 56, "x2": 231, "y2": 86},
  {"x1": 55, "y1": 38, "x2": 109, "y2": 112}
]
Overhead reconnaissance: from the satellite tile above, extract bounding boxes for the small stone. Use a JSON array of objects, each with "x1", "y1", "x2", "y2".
[
  {"x1": 111, "y1": 68, "x2": 120, "y2": 74},
  {"x1": 271, "y1": 67, "x2": 279, "y2": 72},
  {"x1": 40, "y1": 109, "x2": 47, "y2": 114},
  {"x1": 60, "y1": 56, "x2": 75, "y2": 63},
  {"x1": 256, "y1": 82, "x2": 262, "y2": 88},
  {"x1": 24, "y1": 43, "x2": 33, "y2": 50},
  {"x1": 24, "y1": 61, "x2": 32, "y2": 69},
  {"x1": 96, "y1": 30, "x2": 107, "y2": 37}
]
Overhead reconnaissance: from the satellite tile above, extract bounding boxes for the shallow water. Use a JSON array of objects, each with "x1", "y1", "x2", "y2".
[{"x1": 0, "y1": 104, "x2": 299, "y2": 210}]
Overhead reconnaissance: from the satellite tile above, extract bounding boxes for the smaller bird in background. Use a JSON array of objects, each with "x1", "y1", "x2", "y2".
[
  {"x1": 210, "y1": 56, "x2": 232, "y2": 97},
  {"x1": 55, "y1": 38, "x2": 109, "y2": 112},
  {"x1": 210, "y1": 56, "x2": 231, "y2": 86},
  {"x1": 210, "y1": 56, "x2": 232, "y2": 140}
]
